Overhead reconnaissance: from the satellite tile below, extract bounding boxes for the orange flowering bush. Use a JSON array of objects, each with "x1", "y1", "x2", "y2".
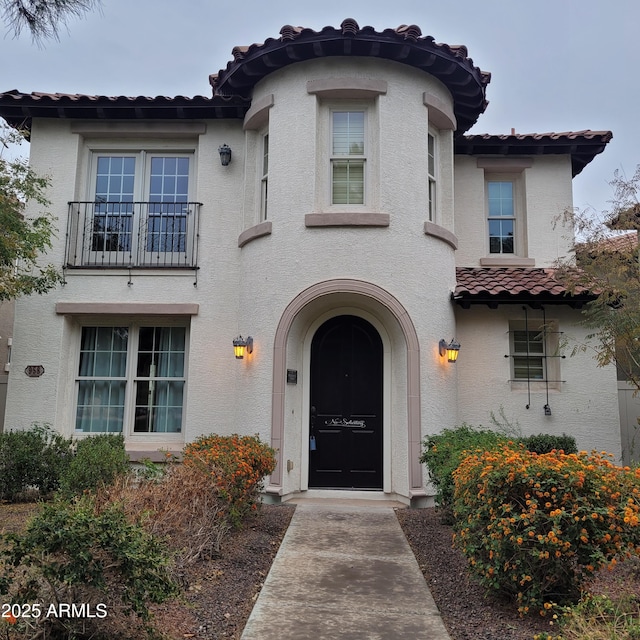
[
  {"x1": 452, "y1": 443, "x2": 640, "y2": 615},
  {"x1": 183, "y1": 434, "x2": 277, "y2": 528}
]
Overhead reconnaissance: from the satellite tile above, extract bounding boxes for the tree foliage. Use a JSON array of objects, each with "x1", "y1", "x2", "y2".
[
  {"x1": 1, "y1": 0, "x2": 100, "y2": 43},
  {"x1": 555, "y1": 166, "x2": 640, "y2": 390},
  {"x1": 0, "y1": 126, "x2": 62, "y2": 300}
]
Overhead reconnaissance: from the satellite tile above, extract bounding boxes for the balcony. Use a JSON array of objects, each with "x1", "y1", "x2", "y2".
[{"x1": 65, "y1": 201, "x2": 201, "y2": 269}]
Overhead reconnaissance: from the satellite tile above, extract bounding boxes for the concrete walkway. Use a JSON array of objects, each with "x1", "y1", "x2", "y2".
[{"x1": 241, "y1": 499, "x2": 452, "y2": 640}]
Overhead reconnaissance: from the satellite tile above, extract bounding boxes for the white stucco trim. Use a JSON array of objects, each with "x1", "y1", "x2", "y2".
[
  {"x1": 299, "y1": 307, "x2": 392, "y2": 493},
  {"x1": 476, "y1": 157, "x2": 533, "y2": 172},
  {"x1": 243, "y1": 93, "x2": 274, "y2": 131},
  {"x1": 305, "y1": 212, "x2": 390, "y2": 227},
  {"x1": 238, "y1": 221, "x2": 273, "y2": 247},
  {"x1": 424, "y1": 221, "x2": 458, "y2": 250},
  {"x1": 306, "y1": 77, "x2": 388, "y2": 99},
  {"x1": 70, "y1": 121, "x2": 207, "y2": 137},
  {"x1": 479, "y1": 256, "x2": 536, "y2": 267},
  {"x1": 423, "y1": 92, "x2": 457, "y2": 131},
  {"x1": 55, "y1": 303, "x2": 199, "y2": 315},
  {"x1": 266, "y1": 278, "x2": 424, "y2": 500}
]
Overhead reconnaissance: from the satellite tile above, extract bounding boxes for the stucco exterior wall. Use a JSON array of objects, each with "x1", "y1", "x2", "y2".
[
  {"x1": 2, "y1": 52, "x2": 622, "y2": 502},
  {"x1": 235, "y1": 58, "x2": 460, "y2": 498},
  {"x1": 4, "y1": 56, "x2": 464, "y2": 501},
  {"x1": 453, "y1": 155, "x2": 574, "y2": 267},
  {"x1": 455, "y1": 305, "x2": 622, "y2": 460}
]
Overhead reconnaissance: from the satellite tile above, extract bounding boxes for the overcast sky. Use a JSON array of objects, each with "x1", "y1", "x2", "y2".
[{"x1": 1, "y1": 0, "x2": 636, "y2": 215}]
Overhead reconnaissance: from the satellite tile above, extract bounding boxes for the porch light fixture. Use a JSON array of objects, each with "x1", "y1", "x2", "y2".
[
  {"x1": 233, "y1": 335, "x2": 253, "y2": 359},
  {"x1": 218, "y1": 144, "x2": 232, "y2": 166},
  {"x1": 439, "y1": 339, "x2": 461, "y2": 363}
]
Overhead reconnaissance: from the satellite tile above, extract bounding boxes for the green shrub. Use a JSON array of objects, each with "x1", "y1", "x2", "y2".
[
  {"x1": 0, "y1": 424, "x2": 72, "y2": 501},
  {"x1": 420, "y1": 424, "x2": 507, "y2": 513},
  {"x1": 183, "y1": 434, "x2": 277, "y2": 528},
  {"x1": 522, "y1": 433, "x2": 578, "y2": 455},
  {"x1": 59, "y1": 433, "x2": 130, "y2": 497},
  {"x1": 0, "y1": 497, "x2": 178, "y2": 637},
  {"x1": 452, "y1": 444, "x2": 640, "y2": 616}
]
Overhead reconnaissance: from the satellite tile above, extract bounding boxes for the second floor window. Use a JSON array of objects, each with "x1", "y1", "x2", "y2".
[
  {"x1": 67, "y1": 150, "x2": 200, "y2": 268},
  {"x1": 94, "y1": 153, "x2": 191, "y2": 253},
  {"x1": 260, "y1": 133, "x2": 269, "y2": 220},
  {"x1": 331, "y1": 111, "x2": 365, "y2": 205},
  {"x1": 488, "y1": 180, "x2": 515, "y2": 254},
  {"x1": 428, "y1": 132, "x2": 437, "y2": 221}
]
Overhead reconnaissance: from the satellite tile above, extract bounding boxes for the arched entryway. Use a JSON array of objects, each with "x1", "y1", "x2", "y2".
[
  {"x1": 266, "y1": 279, "x2": 426, "y2": 504},
  {"x1": 309, "y1": 315, "x2": 383, "y2": 489}
]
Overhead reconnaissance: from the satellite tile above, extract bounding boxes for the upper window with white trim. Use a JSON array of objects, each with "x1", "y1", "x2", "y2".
[
  {"x1": 427, "y1": 132, "x2": 437, "y2": 221},
  {"x1": 488, "y1": 180, "x2": 515, "y2": 254},
  {"x1": 331, "y1": 110, "x2": 366, "y2": 205},
  {"x1": 478, "y1": 159, "x2": 531, "y2": 262},
  {"x1": 260, "y1": 133, "x2": 269, "y2": 220},
  {"x1": 67, "y1": 150, "x2": 199, "y2": 268}
]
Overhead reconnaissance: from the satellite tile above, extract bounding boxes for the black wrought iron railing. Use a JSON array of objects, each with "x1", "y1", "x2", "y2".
[{"x1": 65, "y1": 201, "x2": 202, "y2": 268}]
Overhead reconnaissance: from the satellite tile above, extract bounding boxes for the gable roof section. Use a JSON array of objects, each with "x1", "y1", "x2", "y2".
[
  {"x1": 210, "y1": 18, "x2": 490, "y2": 135},
  {"x1": 456, "y1": 131, "x2": 613, "y2": 177},
  {"x1": 454, "y1": 267, "x2": 594, "y2": 308}
]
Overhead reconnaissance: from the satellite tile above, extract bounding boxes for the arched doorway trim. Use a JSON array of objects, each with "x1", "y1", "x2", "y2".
[{"x1": 268, "y1": 278, "x2": 424, "y2": 498}]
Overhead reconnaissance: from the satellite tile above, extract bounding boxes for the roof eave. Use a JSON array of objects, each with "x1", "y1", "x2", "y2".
[{"x1": 452, "y1": 293, "x2": 594, "y2": 310}]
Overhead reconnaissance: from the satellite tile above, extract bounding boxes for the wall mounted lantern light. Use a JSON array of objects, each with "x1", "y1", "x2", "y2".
[
  {"x1": 233, "y1": 335, "x2": 253, "y2": 359},
  {"x1": 439, "y1": 339, "x2": 461, "y2": 363},
  {"x1": 218, "y1": 144, "x2": 232, "y2": 166}
]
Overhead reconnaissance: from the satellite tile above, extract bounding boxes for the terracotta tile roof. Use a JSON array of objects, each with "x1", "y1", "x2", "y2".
[
  {"x1": 454, "y1": 267, "x2": 594, "y2": 308},
  {"x1": 595, "y1": 231, "x2": 638, "y2": 252},
  {"x1": 0, "y1": 90, "x2": 250, "y2": 131},
  {"x1": 210, "y1": 18, "x2": 490, "y2": 135},
  {"x1": 455, "y1": 131, "x2": 613, "y2": 177}
]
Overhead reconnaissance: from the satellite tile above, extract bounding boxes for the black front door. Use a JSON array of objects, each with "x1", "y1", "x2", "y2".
[{"x1": 309, "y1": 315, "x2": 383, "y2": 489}]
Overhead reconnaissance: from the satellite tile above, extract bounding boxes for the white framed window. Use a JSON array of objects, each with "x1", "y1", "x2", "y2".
[
  {"x1": 427, "y1": 131, "x2": 437, "y2": 221},
  {"x1": 331, "y1": 110, "x2": 366, "y2": 205},
  {"x1": 84, "y1": 150, "x2": 196, "y2": 266},
  {"x1": 511, "y1": 328, "x2": 545, "y2": 380},
  {"x1": 488, "y1": 180, "x2": 515, "y2": 254},
  {"x1": 75, "y1": 323, "x2": 188, "y2": 435},
  {"x1": 260, "y1": 133, "x2": 269, "y2": 221},
  {"x1": 508, "y1": 320, "x2": 561, "y2": 384}
]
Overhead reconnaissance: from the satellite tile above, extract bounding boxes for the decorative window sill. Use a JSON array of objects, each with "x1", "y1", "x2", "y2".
[
  {"x1": 126, "y1": 448, "x2": 184, "y2": 463},
  {"x1": 510, "y1": 381, "x2": 562, "y2": 392},
  {"x1": 480, "y1": 256, "x2": 535, "y2": 267},
  {"x1": 238, "y1": 221, "x2": 273, "y2": 247},
  {"x1": 424, "y1": 221, "x2": 458, "y2": 250},
  {"x1": 305, "y1": 212, "x2": 389, "y2": 227}
]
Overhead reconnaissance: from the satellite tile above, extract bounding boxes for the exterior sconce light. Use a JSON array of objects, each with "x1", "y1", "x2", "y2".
[
  {"x1": 439, "y1": 339, "x2": 461, "y2": 363},
  {"x1": 218, "y1": 144, "x2": 232, "y2": 166},
  {"x1": 544, "y1": 404, "x2": 552, "y2": 416},
  {"x1": 233, "y1": 335, "x2": 253, "y2": 359}
]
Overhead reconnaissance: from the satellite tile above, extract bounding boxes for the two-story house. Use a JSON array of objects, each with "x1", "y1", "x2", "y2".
[{"x1": 0, "y1": 19, "x2": 619, "y2": 505}]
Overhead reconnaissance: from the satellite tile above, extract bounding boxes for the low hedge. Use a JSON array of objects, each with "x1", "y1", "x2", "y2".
[
  {"x1": 0, "y1": 425, "x2": 72, "y2": 501},
  {"x1": 420, "y1": 425, "x2": 578, "y2": 513},
  {"x1": 58, "y1": 433, "x2": 130, "y2": 498}
]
